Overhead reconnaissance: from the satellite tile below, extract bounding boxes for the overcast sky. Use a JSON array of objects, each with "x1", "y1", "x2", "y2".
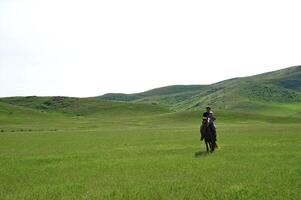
[{"x1": 1, "y1": 0, "x2": 300, "y2": 97}]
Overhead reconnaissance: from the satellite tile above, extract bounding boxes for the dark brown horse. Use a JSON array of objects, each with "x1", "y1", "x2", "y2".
[{"x1": 200, "y1": 121, "x2": 216, "y2": 152}]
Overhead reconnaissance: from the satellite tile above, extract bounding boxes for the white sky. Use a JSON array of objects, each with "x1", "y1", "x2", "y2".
[{"x1": 1, "y1": 0, "x2": 301, "y2": 97}]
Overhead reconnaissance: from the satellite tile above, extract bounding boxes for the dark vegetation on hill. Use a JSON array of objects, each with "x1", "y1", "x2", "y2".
[{"x1": 100, "y1": 85, "x2": 206, "y2": 105}]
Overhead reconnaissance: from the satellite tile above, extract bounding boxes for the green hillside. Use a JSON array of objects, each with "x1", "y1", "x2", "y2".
[
  {"x1": 98, "y1": 65, "x2": 301, "y2": 111},
  {"x1": 176, "y1": 66, "x2": 301, "y2": 111}
]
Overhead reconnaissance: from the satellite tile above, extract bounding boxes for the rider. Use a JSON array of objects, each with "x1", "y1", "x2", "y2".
[{"x1": 200, "y1": 106, "x2": 217, "y2": 143}]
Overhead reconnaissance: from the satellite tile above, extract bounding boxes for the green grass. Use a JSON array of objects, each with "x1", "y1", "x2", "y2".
[
  {"x1": 0, "y1": 100, "x2": 300, "y2": 200},
  {"x1": 0, "y1": 124, "x2": 300, "y2": 199}
]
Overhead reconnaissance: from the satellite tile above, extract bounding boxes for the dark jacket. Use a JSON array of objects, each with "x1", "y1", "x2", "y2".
[{"x1": 202, "y1": 111, "x2": 216, "y2": 125}]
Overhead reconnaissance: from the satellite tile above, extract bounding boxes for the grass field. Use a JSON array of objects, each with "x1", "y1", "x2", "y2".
[{"x1": 0, "y1": 101, "x2": 300, "y2": 200}]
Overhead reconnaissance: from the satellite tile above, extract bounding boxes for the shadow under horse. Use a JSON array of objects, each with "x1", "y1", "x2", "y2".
[{"x1": 200, "y1": 123, "x2": 216, "y2": 152}]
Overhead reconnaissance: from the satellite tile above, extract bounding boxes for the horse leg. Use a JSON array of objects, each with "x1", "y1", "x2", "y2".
[
  {"x1": 209, "y1": 141, "x2": 215, "y2": 152},
  {"x1": 205, "y1": 141, "x2": 209, "y2": 152}
]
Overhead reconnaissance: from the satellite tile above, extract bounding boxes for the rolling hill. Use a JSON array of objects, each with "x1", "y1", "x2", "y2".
[
  {"x1": 0, "y1": 65, "x2": 300, "y2": 120},
  {"x1": 98, "y1": 65, "x2": 301, "y2": 111}
]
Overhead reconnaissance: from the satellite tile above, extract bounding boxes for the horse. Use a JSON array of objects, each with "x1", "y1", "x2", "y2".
[{"x1": 200, "y1": 120, "x2": 216, "y2": 152}]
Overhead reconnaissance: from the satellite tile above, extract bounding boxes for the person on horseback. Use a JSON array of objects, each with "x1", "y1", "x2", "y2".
[{"x1": 200, "y1": 106, "x2": 217, "y2": 143}]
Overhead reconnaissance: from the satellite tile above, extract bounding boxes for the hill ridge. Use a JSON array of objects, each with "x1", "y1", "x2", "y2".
[{"x1": 1, "y1": 65, "x2": 300, "y2": 113}]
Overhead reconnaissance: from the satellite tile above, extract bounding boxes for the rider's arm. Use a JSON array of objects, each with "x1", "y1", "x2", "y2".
[{"x1": 209, "y1": 111, "x2": 216, "y2": 121}]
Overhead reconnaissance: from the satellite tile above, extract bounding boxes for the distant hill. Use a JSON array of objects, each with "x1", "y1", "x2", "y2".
[
  {"x1": 98, "y1": 65, "x2": 301, "y2": 111},
  {"x1": 1, "y1": 65, "x2": 300, "y2": 117}
]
